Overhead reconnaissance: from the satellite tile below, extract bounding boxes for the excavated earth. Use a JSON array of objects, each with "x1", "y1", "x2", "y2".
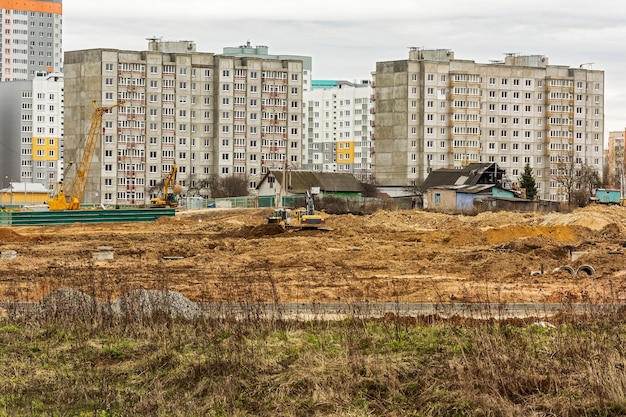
[{"x1": 1, "y1": 205, "x2": 626, "y2": 305}]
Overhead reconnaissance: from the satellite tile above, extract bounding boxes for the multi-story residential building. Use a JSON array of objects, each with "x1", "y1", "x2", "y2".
[
  {"x1": 302, "y1": 80, "x2": 373, "y2": 181},
  {"x1": 63, "y1": 39, "x2": 304, "y2": 206},
  {"x1": 606, "y1": 130, "x2": 625, "y2": 189},
  {"x1": 0, "y1": 70, "x2": 64, "y2": 188},
  {"x1": 223, "y1": 41, "x2": 313, "y2": 91},
  {"x1": 372, "y1": 49, "x2": 604, "y2": 201},
  {"x1": 0, "y1": 0, "x2": 63, "y2": 81}
]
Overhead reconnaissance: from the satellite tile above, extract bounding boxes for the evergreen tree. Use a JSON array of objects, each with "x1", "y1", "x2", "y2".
[{"x1": 519, "y1": 163, "x2": 538, "y2": 200}]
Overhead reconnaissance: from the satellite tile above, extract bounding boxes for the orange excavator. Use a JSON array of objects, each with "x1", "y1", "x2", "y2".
[{"x1": 47, "y1": 100, "x2": 125, "y2": 210}]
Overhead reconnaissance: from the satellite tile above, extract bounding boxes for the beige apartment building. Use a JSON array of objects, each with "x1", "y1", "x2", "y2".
[
  {"x1": 606, "y1": 131, "x2": 625, "y2": 189},
  {"x1": 372, "y1": 49, "x2": 604, "y2": 201},
  {"x1": 63, "y1": 40, "x2": 305, "y2": 206}
]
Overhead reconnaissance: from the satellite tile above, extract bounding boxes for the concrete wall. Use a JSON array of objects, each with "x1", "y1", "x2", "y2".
[{"x1": 425, "y1": 188, "x2": 456, "y2": 212}]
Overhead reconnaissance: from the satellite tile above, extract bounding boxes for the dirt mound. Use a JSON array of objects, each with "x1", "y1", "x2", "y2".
[
  {"x1": 484, "y1": 225, "x2": 579, "y2": 245},
  {"x1": 248, "y1": 223, "x2": 286, "y2": 237},
  {"x1": 227, "y1": 223, "x2": 286, "y2": 238},
  {"x1": 356, "y1": 210, "x2": 465, "y2": 232},
  {"x1": 540, "y1": 210, "x2": 623, "y2": 232},
  {"x1": 465, "y1": 211, "x2": 539, "y2": 228},
  {"x1": 499, "y1": 235, "x2": 570, "y2": 256},
  {"x1": 0, "y1": 228, "x2": 27, "y2": 242}
]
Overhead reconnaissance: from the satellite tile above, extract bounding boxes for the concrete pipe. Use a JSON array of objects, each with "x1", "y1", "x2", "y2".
[
  {"x1": 577, "y1": 265, "x2": 595, "y2": 276},
  {"x1": 555, "y1": 265, "x2": 575, "y2": 275}
]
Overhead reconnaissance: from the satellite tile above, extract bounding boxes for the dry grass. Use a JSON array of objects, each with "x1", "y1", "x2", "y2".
[{"x1": 2, "y1": 296, "x2": 626, "y2": 416}]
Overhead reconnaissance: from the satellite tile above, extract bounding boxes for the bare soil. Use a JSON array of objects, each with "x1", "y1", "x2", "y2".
[{"x1": 2, "y1": 205, "x2": 626, "y2": 304}]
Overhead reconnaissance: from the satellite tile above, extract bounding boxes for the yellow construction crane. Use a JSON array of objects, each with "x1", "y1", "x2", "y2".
[{"x1": 47, "y1": 100, "x2": 125, "y2": 211}]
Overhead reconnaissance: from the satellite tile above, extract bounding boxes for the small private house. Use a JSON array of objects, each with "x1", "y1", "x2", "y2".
[
  {"x1": 421, "y1": 163, "x2": 532, "y2": 213},
  {"x1": 256, "y1": 170, "x2": 363, "y2": 206},
  {"x1": 0, "y1": 182, "x2": 50, "y2": 206},
  {"x1": 425, "y1": 184, "x2": 516, "y2": 213}
]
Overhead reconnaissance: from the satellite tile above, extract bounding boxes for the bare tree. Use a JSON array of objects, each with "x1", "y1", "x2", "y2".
[
  {"x1": 186, "y1": 175, "x2": 212, "y2": 197},
  {"x1": 573, "y1": 164, "x2": 602, "y2": 206},
  {"x1": 554, "y1": 149, "x2": 602, "y2": 207},
  {"x1": 147, "y1": 181, "x2": 162, "y2": 197},
  {"x1": 207, "y1": 175, "x2": 249, "y2": 198},
  {"x1": 360, "y1": 180, "x2": 378, "y2": 198},
  {"x1": 553, "y1": 150, "x2": 577, "y2": 208}
]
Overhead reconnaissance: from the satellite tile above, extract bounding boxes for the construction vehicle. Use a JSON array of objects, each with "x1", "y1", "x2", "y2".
[
  {"x1": 268, "y1": 190, "x2": 327, "y2": 230},
  {"x1": 47, "y1": 100, "x2": 125, "y2": 210},
  {"x1": 150, "y1": 163, "x2": 181, "y2": 208}
]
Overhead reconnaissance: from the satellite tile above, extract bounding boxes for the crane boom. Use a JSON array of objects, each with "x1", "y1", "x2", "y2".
[{"x1": 47, "y1": 100, "x2": 124, "y2": 210}]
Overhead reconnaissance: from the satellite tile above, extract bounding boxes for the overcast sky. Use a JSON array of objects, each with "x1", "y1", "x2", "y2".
[{"x1": 63, "y1": 0, "x2": 626, "y2": 133}]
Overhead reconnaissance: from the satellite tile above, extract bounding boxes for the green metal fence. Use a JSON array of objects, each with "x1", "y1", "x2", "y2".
[
  {"x1": 205, "y1": 196, "x2": 259, "y2": 209},
  {"x1": 0, "y1": 208, "x2": 176, "y2": 226}
]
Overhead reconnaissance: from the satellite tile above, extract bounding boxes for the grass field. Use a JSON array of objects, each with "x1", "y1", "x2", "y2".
[{"x1": 2, "y1": 301, "x2": 626, "y2": 416}]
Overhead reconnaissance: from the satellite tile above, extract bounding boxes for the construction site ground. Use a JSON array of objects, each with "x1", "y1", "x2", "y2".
[{"x1": 1, "y1": 204, "x2": 626, "y2": 306}]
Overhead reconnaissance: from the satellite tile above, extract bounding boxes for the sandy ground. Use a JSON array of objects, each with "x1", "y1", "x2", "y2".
[{"x1": 1, "y1": 205, "x2": 626, "y2": 305}]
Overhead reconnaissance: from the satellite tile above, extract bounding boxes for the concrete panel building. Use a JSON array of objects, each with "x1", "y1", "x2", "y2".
[
  {"x1": 302, "y1": 80, "x2": 373, "y2": 181},
  {"x1": 223, "y1": 41, "x2": 313, "y2": 91},
  {"x1": 372, "y1": 49, "x2": 604, "y2": 201},
  {"x1": 0, "y1": 0, "x2": 63, "y2": 81},
  {"x1": 63, "y1": 39, "x2": 305, "y2": 206}
]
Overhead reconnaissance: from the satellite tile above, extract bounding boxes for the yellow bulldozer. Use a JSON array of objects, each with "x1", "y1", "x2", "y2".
[{"x1": 267, "y1": 190, "x2": 327, "y2": 230}]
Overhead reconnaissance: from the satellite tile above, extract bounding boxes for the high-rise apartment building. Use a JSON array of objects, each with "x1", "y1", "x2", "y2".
[
  {"x1": 0, "y1": 0, "x2": 63, "y2": 190},
  {"x1": 302, "y1": 80, "x2": 373, "y2": 181},
  {"x1": 0, "y1": 0, "x2": 63, "y2": 81},
  {"x1": 63, "y1": 39, "x2": 305, "y2": 206},
  {"x1": 223, "y1": 41, "x2": 313, "y2": 91},
  {"x1": 0, "y1": 70, "x2": 64, "y2": 187},
  {"x1": 372, "y1": 49, "x2": 604, "y2": 201},
  {"x1": 606, "y1": 130, "x2": 625, "y2": 189}
]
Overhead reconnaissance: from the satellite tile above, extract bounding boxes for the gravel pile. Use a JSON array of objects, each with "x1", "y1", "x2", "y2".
[
  {"x1": 32, "y1": 288, "x2": 202, "y2": 321},
  {"x1": 111, "y1": 289, "x2": 202, "y2": 319},
  {"x1": 38, "y1": 287, "x2": 97, "y2": 318}
]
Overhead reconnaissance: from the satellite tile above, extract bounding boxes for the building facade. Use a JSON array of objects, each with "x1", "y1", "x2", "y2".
[
  {"x1": 223, "y1": 41, "x2": 313, "y2": 91},
  {"x1": 0, "y1": 70, "x2": 64, "y2": 188},
  {"x1": 372, "y1": 49, "x2": 604, "y2": 201},
  {"x1": 0, "y1": 0, "x2": 63, "y2": 81},
  {"x1": 605, "y1": 130, "x2": 625, "y2": 189},
  {"x1": 302, "y1": 80, "x2": 374, "y2": 181},
  {"x1": 63, "y1": 40, "x2": 305, "y2": 206}
]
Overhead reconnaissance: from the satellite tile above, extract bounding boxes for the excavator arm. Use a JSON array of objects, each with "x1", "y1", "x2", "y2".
[{"x1": 150, "y1": 163, "x2": 180, "y2": 208}]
